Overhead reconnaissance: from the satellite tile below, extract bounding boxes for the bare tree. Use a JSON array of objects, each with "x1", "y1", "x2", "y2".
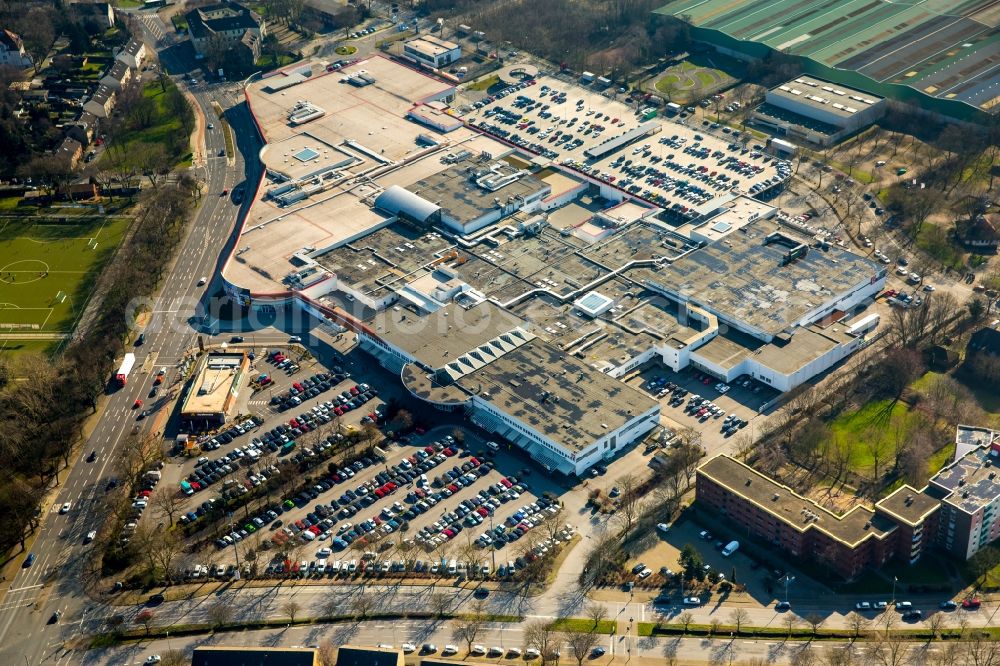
[
  {"x1": 523, "y1": 620, "x2": 559, "y2": 664},
  {"x1": 676, "y1": 611, "x2": 694, "y2": 633},
  {"x1": 452, "y1": 599, "x2": 488, "y2": 654},
  {"x1": 429, "y1": 592, "x2": 451, "y2": 618},
  {"x1": 160, "y1": 650, "x2": 187, "y2": 666},
  {"x1": 585, "y1": 602, "x2": 608, "y2": 630},
  {"x1": 728, "y1": 607, "x2": 750, "y2": 634},
  {"x1": 613, "y1": 474, "x2": 642, "y2": 538},
  {"x1": 153, "y1": 488, "x2": 187, "y2": 527},
  {"x1": 925, "y1": 612, "x2": 946, "y2": 640},
  {"x1": 207, "y1": 600, "x2": 234, "y2": 628},
  {"x1": 845, "y1": 611, "x2": 869, "y2": 639},
  {"x1": 282, "y1": 599, "x2": 302, "y2": 623},
  {"x1": 565, "y1": 630, "x2": 600, "y2": 666}
]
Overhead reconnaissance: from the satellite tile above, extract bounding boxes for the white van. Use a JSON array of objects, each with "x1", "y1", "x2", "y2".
[
  {"x1": 721, "y1": 540, "x2": 740, "y2": 557},
  {"x1": 486, "y1": 441, "x2": 500, "y2": 453},
  {"x1": 447, "y1": 559, "x2": 457, "y2": 575}
]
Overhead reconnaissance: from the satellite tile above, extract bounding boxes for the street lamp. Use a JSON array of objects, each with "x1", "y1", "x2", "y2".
[
  {"x1": 891, "y1": 575, "x2": 897, "y2": 605},
  {"x1": 782, "y1": 574, "x2": 795, "y2": 604}
]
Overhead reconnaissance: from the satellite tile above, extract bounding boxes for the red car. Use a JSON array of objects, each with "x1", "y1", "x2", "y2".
[
  {"x1": 424, "y1": 445, "x2": 435, "y2": 454},
  {"x1": 963, "y1": 598, "x2": 981, "y2": 609},
  {"x1": 442, "y1": 447, "x2": 456, "y2": 457},
  {"x1": 500, "y1": 478, "x2": 513, "y2": 488},
  {"x1": 133, "y1": 399, "x2": 142, "y2": 409}
]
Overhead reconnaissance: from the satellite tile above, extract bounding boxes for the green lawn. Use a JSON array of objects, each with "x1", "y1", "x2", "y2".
[
  {"x1": 468, "y1": 75, "x2": 500, "y2": 92},
  {"x1": 547, "y1": 618, "x2": 616, "y2": 634},
  {"x1": 915, "y1": 222, "x2": 965, "y2": 271},
  {"x1": 101, "y1": 82, "x2": 190, "y2": 170},
  {"x1": 0, "y1": 216, "x2": 129, "y2": 338},
  {"x1": 256, "y1": 53, "x2": 296, "y2": 70},
  {"x1": 655, "y1": 74, "x2": 681, "y2": 91},
  {"x1": 827, "y1": 399, "x2": 919, "y2": 474}
]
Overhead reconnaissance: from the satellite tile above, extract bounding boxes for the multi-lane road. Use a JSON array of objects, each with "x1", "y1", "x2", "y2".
[{"x1": 0, "y1": 13, "x2": 264, "y2": 665}]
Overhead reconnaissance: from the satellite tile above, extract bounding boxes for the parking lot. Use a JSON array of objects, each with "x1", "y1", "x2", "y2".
[
  {"x1": 462, "y1": 77, "x2": 790, "y2": 220},
  {"x1": 155, "y1": 339, "x2": 574, "y2": 582}
]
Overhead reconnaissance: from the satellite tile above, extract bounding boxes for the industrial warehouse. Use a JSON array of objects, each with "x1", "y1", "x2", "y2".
[
  {"x1": 226, "y1": 56, "x2": 887, "y2": 474},
  {"x1": 655, "y1": 0, "x2": 1000, "y2": 121}
]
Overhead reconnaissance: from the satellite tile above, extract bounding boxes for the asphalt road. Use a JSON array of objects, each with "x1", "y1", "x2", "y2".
[{"x1": 0, "y1": 14, "x2": 263, "y2": 666}]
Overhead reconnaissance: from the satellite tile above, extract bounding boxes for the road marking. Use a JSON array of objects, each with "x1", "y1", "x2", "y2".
[{"x1": 7, "y1": 584, "x2": 43, "y2": 593}]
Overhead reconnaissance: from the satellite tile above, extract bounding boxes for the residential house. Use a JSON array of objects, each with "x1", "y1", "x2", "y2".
[
  {"x1": 957, "y1": 213, "x2": 1000, "y2": 254},
  {"x1": 186, "y1": 1, "x2": 266, "y2": 58},
  {"x1": 0, "y1": 29, "x2": 32, "y2": 69},
  {"x1": 100, "y1": 60, "x2": 132, "y2": 90},
  {"x1": 238, "y1": 29, "x2": 262, "y2": 67},
  {"x1": 695, "y1": 455, "x2": 940, "y2": 579},
  {"x1": 68, "y1": 2, "x2": 116, "y2": 30},
  {"x1": 60, "y1": 182, "x2": 100, "y2": 200},
  {"x1": 115, "y1": 38, "x2": 147, "y2": 70},
  {"x1": 54, "y1": 137, "x2": 84, "y2": 170},
  {"x1": 301, "y1": 0, "x2": 354, "y2": 32},
  {"x1": 83, "y1": 84, "x2": 116, "y2": 118},
  {"x1": 66, "y1": 111, "x2": 98, "y2": 146},
  {"x1": 964, "y1": 326, "x2": 1000, "y2": 387}
]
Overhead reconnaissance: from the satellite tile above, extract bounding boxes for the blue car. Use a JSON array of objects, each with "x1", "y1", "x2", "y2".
[{"x1": 22, "y1": 553, "x2": 35, "y2": 568}]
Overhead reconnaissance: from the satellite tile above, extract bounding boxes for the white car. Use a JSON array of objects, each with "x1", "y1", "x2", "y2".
[
  {"x1": 683, "y1": 596, "x2": 702, "y2": 606},
  {"x1": 895, "y1": 266, "x2": 909, "y2": 276},
  {"x1": 922, "y1": 284, "x2": 935, "y2": 292},
  {"x1": 401, "y1": 644, "x2": 416, "y2": 653},
  {"x1": 525, "y1": 648, "x2": 541, "y2": 658},
  {"x1": 471, "y1": 645, "x2": 486, "y2": 655},
  {"x1": 656, "y1": 523, "x2": 671, "y2": 533},
  {"x1": 637, "y1": 567, "x2": 652, "y2": 579},
  {"x1": 442, "y1": 645, "x2": 458, "y2": 655},
  {"x1": 145, "y1": 657, "x2": 161, "y2": 665},
  {"x1": 207, "y1": 123, "x2": 214, "y2": 129},
  {"x1": 197, "y1": 276, "x2": 207, "y2": 285},
  {"x1": 60, "y1": 502, "x2": 71, "y2": 514}
]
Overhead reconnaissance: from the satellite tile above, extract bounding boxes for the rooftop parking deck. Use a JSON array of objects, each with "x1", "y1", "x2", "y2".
[{"x1": 462, "y1": 77, "x2": 790, "y2": 218}]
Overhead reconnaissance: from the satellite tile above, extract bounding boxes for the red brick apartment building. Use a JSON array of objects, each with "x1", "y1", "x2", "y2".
[{"x1": 696, "y1": 455, "x2": 940, "y2": 579}]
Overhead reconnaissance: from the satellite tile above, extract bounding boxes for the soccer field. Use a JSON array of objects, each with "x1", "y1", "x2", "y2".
[{"x1": 0, "y1": 215, "x2": 129, "y2": 336}]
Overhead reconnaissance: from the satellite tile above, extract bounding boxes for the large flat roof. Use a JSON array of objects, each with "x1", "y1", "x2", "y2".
[
  {"x1": 633, "y1": 223, "x2": 881, "y2": 337},
  {"x1": 182, "y1": 352, "x2": 246, "y2": 415},
  {"x1": 228, "y1": 56, "x2": 475, "y2": 294},
  {"x1": 929, "y1": 445, "x2": 1000, "y2": 515},
  {"x1": 699, "y1": 455, "x2": 897, "y2": 547},
  {"x1": 455, "y1": 337, "x2": 659, "y2": 453},
  {"x1": 371, "y1": 300, "x2": 530, "y2": 369},
  {"x1": 769, "y1": 76, "x2": 883, "y2": 120},
  {"x1": 406, "y1": 162, "x2": 549, "y2": 226}
]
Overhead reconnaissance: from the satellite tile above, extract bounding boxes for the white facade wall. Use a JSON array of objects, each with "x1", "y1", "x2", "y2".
[
  {"x1": 469, "y1": 394, "x2": 659, "y2": 475},
  {"x1": 404, "y1": 43, "x2": 461, "y2": 68}
]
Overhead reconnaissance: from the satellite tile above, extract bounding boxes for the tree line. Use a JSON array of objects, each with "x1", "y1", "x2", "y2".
[{"x1": 0, "y1": 181, "x2": 194, "y2": 558}]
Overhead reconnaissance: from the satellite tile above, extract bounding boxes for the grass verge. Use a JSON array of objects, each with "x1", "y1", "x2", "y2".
[
  {"x1": 469, "y1": 75, "x2": 500, "y2": 91},
  {"x1": 548, "y1": 618, "x2": 616, "y2": 634}
]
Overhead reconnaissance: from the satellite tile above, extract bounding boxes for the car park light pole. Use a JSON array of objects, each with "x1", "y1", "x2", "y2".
[
  {"x1": 782, "y1": 574, "x2": 795, "y2": 604},
  {"x1": 228, "y1": 512, "x2": 241, "y2": 580}
]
